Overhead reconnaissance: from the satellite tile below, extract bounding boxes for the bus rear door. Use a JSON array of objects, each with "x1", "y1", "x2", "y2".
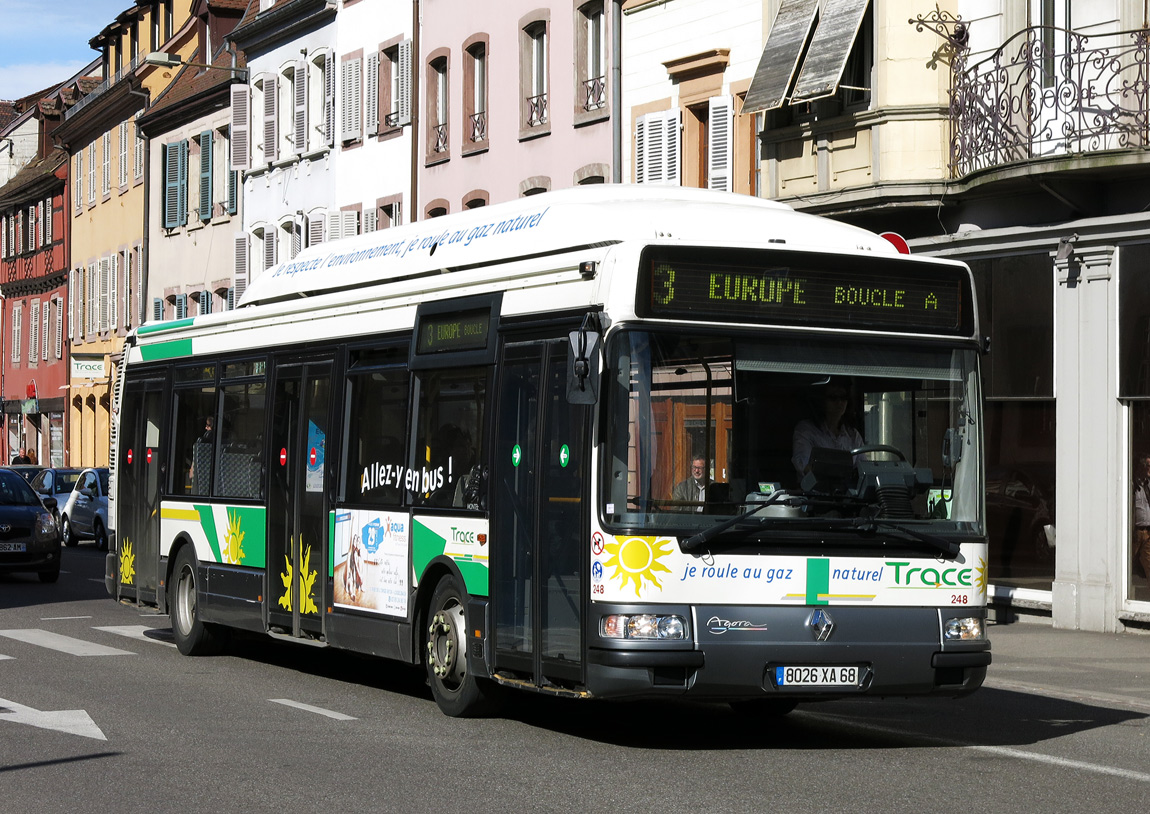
[{"x1": 116, "y1": 373, "x2": 167, "y2": 605}]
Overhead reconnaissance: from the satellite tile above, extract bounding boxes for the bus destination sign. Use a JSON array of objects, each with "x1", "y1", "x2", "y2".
[
  {"x1": 416, "y1": 309, "x2": 491, "y2": 354},
  {"x1": 638, "y1": 247, "x2": 973, "y2": 336}
]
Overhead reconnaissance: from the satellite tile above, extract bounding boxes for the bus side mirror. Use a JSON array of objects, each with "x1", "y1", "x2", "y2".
[{"x1": 567, "y1": 329, "x2": 601, "y2": 405}]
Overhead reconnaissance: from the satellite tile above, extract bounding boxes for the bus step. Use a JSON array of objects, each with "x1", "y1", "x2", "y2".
[{"x1": 492, "y1": 672, "x2": 591, "y2": 699}]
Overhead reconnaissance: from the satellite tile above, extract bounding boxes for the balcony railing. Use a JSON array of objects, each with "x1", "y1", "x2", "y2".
[
  {"x1": 470, "y1": 111, "x2": 487, "y2": 142},
  {"x1": 432, "y1": 123, "x2": 448, "y2": 153},
  {"x1": 527, "y1": 93, "x2": 548, "y2": 127},
  {"x1": 950, "y1": 26, "x2": 1150, "y2": 177},
  {"x1": 65, "y1": 53, "x2": 146, "y2": 121},
  {"x1": 583, "y1": 76, "x2": 606, "y2": 111}
]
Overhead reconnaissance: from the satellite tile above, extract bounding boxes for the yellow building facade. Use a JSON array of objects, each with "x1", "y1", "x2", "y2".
[{"x1": 55, "y1": 0, "x2": 195, "y2": 468}]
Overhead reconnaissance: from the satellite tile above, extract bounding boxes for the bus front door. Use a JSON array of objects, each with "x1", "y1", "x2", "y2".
[
  {"x1": 116, "y1": 375, "x2": 166, "y2": 605},
  {"x1": 266, "y1": 359, "x2": 332, "y2": 640},
  {"x1": 493, "y1": 340, "x2": 588, "y2": 688}
]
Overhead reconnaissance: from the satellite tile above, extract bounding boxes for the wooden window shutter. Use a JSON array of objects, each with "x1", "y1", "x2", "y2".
[
  {"x1": 233, "y1": 232, "x2": 249, "y2": 302},
  {"x1": 294, "y1": 61, "x2": 308, "y2": 154},
  {"x1": 707, "y1": 95, "x2": 733, "y2": 192},
  {"x1": 263, "y1": 76, "x2": 278, "y2": 163},
  {"x1": 230, "y1": 84, "x2": 250, "y2": 172},
  {"x1": 199, "y1": 131, "x2": 213, "y2": 221}
]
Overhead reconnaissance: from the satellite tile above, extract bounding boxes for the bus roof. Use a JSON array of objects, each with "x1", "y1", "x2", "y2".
[{"x1": 240, "y1": 185, "x2": 901, "y2": 307}]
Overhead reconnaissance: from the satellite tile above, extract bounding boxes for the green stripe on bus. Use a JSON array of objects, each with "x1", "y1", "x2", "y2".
[
  {"x1": 139, "y1": 338, "x2": 193, "y2": 360},
  {"x1": 806, "y1": 558, "x2": 830, "y2": 605},
  {"x1": 137, "y1": 318, "x2": 195, "y2": 335},
  {"x1": 195, "y1": 504, "x2": 222, "y2": 562}
]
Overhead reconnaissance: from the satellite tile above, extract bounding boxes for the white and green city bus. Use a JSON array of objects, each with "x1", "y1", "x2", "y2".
[{"x1": 107, "y1": 185, "x2": 990, "y2": 717}]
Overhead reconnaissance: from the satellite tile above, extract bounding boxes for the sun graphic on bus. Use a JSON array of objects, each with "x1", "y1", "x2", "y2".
[
  {"x1": 119, "y1": 539, "x2": 136, "y2": 586},
  {"x1": 223, "y1": 510, "x2": 246, "y2": 565},
  {"x1": 603, "y1": 536, "x2": 674, "y2": 597},
  {"x1": 974, "y1": 557, "x2": 988, "y2": 592}
]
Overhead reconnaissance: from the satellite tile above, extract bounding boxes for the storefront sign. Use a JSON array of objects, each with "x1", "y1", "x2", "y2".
[{"x1": 70, "y1": 356, "x2": 107, "y2": 380}]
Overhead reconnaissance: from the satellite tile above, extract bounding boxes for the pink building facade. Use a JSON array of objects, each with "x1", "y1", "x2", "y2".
[{"x1": 418, "y1": 0, "x2": 614, "y2": 215}]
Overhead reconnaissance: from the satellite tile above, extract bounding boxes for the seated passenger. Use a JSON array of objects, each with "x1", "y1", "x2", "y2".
[{"x1": 792, "y1": 378, "x2": 863, "y2": 480}]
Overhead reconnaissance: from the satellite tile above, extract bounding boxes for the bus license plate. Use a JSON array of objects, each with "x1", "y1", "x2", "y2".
[
  {"x1": 0, "y1": 542, "x2": 26, "y2": 552},
  {"x1": 776, "y1": 665, "x2": 858, "y2": 687}
]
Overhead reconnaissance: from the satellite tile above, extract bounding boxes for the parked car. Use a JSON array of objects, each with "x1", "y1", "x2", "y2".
[
  {"x1": 29, "y1": 468, "x2": 83, "y2": 525},
  {"x1": 0, "y1": 467, "x2": 62, "y2": 583},
  {"x1": 60, "y1": 467, "x2": 110, "y2": 551},
  {"x1": 4, "y1": 464, "x2": 44, "y2": 483}
]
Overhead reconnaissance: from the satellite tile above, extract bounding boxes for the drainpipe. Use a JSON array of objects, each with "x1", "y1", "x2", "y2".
[
  {"x1": 130, "y1": 88, "x2": 150, "y2": 330},
  {"x1": 411, "y1": 0, "x2": 421, "y2": 222},
  {"x1": 611, "y1": 0, "x2": 622, "y2": 183}
]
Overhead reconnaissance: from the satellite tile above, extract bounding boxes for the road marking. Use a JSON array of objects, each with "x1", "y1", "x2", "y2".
[
  {"x1": 0, "y1": 696, "x2": 107, "y2": 741},
  {"x1": 809, "y1": 713, "x2": 1150, "y2": 784},
  {"x1": 985, "y1": 676, "x2": 1150, "y2": 714},
  {"x1": 0, "y1": 655, "x2": 11, "y2": 661},
  {"x1": 0, "y1": 629, "x2": 134, "y2": 657},
  {"x1": 41, "y1": 616, "x2": 92, "y2": 621},
  {"x1": 93, "y1": 625, "x2": 177, "y2": 648},
  {"x1": 269, "y1": 699, "x2": 357, "y2": 721}
]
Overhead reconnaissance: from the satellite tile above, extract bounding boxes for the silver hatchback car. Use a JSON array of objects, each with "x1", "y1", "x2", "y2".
[{"x1": 60, "y1": 467, "x2": 110, "y2": 551}]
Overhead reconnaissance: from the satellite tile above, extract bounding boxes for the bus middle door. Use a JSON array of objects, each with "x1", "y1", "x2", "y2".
[{"x1": 267, "y1": 358, "x2": 333, "y2": 640}]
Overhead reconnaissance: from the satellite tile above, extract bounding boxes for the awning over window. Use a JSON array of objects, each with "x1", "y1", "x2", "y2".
[
  {"x1": 741, "y1": 0, "x2": 818, "y2": 114},
  {"x1": 741, "y1": 0, "x2": 870, "y2": 114},
  {"x1": 792, "y1": 0, "x2": 870, "y2": 103}
]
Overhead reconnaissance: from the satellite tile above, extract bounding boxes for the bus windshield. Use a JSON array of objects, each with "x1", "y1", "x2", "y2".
[{"x1": 603, "y1": 329, "x2": 982, "y2": 544}]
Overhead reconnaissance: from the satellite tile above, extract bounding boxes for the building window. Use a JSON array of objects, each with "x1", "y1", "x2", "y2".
[
  {"x1": 635, "y1": 108, "x2": 681, "y2": 185},
  {"x1": 576, "y1": 2, "x2": 606, "y2": 115},
  {"x1": 428, "y1": 54, "x2": 449, "y2": 158},
  {"x1": 383, "y1": 40, "x2": 413, "y2": 128},
  {"x1": 463, "y1": 37, "x2": 488, "y2": 148},
  {"x1": 341, "y1": 54, "x2": 363, "y2": 144},
  {"x1": 162, "y1": 140, "x2": 189, "y2": 228},
  {"x1": 463, "y1": 190, "x2": 488, "y2": 209},
  {"x1": 522, "y1": 19, "x2": 549, "y2": 130}
]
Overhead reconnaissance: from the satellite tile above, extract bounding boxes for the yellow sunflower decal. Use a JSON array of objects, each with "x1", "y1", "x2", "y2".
[
  {"x1": 223, "y1": 510, "x2": 245, "y2": 565},
  {"x1": 119, "y1": 538, "x2": 136, "y2": 585},
  {"x1": 974, "y1": 556, "x2": 988, "y2": 593},
  {"x1": 278, "y1": 538, "x2": 319, "y2": 614},
  {"x1": 603, "y1": 536, "x2": 674, "y2": 597}
]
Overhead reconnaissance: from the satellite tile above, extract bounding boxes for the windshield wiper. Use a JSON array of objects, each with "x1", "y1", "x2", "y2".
[
  {"x1": 846, "y1": 518, "x2": 960, "y2": 557},
  {"x1": 679, "y1": 492, "x2": 798, "y2": 553}
]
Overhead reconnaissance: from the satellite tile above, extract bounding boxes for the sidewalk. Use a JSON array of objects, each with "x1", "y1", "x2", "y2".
[{"x1": 985, "y1": 621, "x2": 1150, "y2": 712}]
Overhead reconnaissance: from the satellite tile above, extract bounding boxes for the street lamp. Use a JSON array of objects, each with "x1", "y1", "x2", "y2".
[{"x1": 144, "y1": 51, "x2": 248, "y2": 79}]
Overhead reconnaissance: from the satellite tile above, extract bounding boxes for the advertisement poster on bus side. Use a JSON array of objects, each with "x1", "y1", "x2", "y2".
[
  {"x1": 590, "y1": 533, "x2": 987, "y2": 607},
  {"x1": 332, "y1": 509, "x2": 409, "y2": 617}
]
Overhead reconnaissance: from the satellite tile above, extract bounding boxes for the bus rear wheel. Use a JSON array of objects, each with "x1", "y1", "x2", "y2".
[
  {"x1": 170, "y1": 547, "x2": 226, "y2": 656},
  {"x1": 425, "y1": 574, "x2": 496, "y2": 717}
]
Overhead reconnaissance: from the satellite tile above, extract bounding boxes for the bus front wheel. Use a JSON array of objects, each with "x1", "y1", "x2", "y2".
[
  {"x1": 425, "y1": 574, "x2": 495, "y2": 717},
  {"x1": 170, "y1": 547, "x2": 225, "y2": 656}
]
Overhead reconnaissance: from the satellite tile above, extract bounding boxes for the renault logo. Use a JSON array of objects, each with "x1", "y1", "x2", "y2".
[{"x1": 809, "y1": 609, "x2": 835, "y2": 642}]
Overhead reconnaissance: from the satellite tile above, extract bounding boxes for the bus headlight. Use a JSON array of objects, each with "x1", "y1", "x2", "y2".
[
  {"x1": 601, "y1": 614, "x2": 688, "y2": 640},
  {"x1": 944, "y1": 616, "x2": 985, "y2": 640}
]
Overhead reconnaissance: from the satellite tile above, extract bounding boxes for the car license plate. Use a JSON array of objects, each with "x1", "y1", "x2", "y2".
[
  {"x1": 0, "y1": 542, "x2": 27, "y2": 552},
  {"x1": 776, "y1": 665, "x2": 858, "y2": 687}
]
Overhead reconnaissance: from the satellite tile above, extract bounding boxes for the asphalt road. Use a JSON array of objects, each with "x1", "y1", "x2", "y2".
[{"x1": 2, "y1": 544, "x2": 1148, "y2": 814}]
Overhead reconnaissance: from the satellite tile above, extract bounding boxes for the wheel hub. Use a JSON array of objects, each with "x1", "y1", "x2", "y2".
[{"x1": 427, "y1": 604, "x2": 465, "y2": 682}]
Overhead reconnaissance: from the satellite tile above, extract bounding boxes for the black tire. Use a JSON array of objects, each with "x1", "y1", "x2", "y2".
[
  {"x1": 425, "y1": 573, "x2": 497, "y2": 717},
  {"x1": 729, "y1": 698, "x2": 798, "y2": 718},
  {"x1": 61, "y1": 515, "x2": 78, "y2": 547},
  {"x1": 170, "y1": 546, "x2": 225, "y2": 656},
  {"x1": 93, "y1": 520, "x2": 108, "y2": 552}
]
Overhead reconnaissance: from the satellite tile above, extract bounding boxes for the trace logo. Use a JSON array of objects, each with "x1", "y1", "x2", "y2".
[{"x1": 886, "y1": 560, "x2": 973, "y2": 588}]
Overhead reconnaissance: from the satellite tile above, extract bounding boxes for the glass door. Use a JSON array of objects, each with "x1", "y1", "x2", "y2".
[
  {"x1": 116, "y1": 376, "x2": 166, "y2": 604},
  {"x1": 493, "y1": 339, "x2": 588, "y2": 684},
  {"x1": 267, "y1": 359, "x2": 332, "y2": 639}
]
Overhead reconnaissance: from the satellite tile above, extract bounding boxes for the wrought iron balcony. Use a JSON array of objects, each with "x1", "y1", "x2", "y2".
[
  {"x1": 470, "y1": 110, "x2": 487, "y2": 142},
  {"x1": 432, "y1": 123, "x2": 448, "y2": 153},
  {"x1": 65, "y1": 53, "x2": 146, "y2": 121},
  {"x1": 583, "y1": 76, "x2": 606, "y2": 111},
  {"x1": 950, "y1": 26, "x2": 1150, "y2": 178},
  {"x1": 527, "y1": 93, "x2": 548, "y2": 127}
]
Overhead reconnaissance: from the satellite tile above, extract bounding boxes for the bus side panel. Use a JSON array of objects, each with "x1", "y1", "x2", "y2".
[{"x1": 324, "y1": 614, "x2": 412, "y2": 663}]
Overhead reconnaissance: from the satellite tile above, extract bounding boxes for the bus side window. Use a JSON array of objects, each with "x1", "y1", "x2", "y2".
[
  {"x1": 344, "y1": 366, "x2": 409, "y2": 507},
  {"x1": 412, "y1": 368, "x2": 487, "y2": 510}
]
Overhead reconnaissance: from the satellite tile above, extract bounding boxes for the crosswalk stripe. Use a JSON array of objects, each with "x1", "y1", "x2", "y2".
[
  {"x1": 93, "y1": 625, "x2": 177, "y2": 648},
  {"x1": 0, "y1": 629, "x2": 135, "y2": 657}
]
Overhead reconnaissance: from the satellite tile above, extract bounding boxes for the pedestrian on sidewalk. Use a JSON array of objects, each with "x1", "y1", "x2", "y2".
[{"x1": 1132, "y1": 452, "x2": 1150, "y2": 590}]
